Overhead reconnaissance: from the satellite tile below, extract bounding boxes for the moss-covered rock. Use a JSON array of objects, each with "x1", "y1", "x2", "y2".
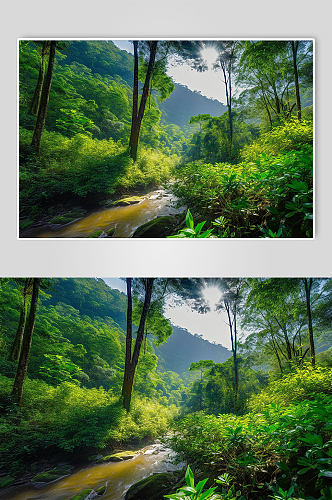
[
  {"x1": 50, "y1": 208, "x2": 86, "y2": 225},
  {"x1": 32, "y1": 465, "x2": 73, "y2": 483},
  {"x1": 132, "y1": 215, "x2": 179, "y2": 238},
  {"x1": 125, "y1": 472, "x2": 181, "y2": 500},
  {"x1": 96, "y1": 450, "x2": 137, "y2": 463},
  {"x1": 106, "y1": 196, "x2": 144, "y2": 208},
  {"x1": 99, "y1": 227, "x2": 115, "y2": 238},
  {"x1": 0, "y1": 475, "x2": 15, "y2": 488},
  {"x1": 69, "y1": 488, "x2": 93, "y2": 500},
  {"x1": 88, "y1": 230, "x2": 103, "y2": 238}
]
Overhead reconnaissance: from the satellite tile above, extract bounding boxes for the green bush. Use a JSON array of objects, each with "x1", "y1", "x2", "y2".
[
  {"x1": 169, "y1": 367, "x2": 332, "y2": 499},
  {"x1": 172, "y1": 120, "x2": 313, "y2": 238},
  {"x1": 241, "y1": 119, "x2": 313, "y2": 161},
  {"x1": 249, "y1": 365, "x2": 332, "y2": 411},
  {"x1": 0, "y1": 375, "x2": 175, "y2": 474},
  {"x1": 19, "y1": 128, "x2": 177, "y2": 221}
]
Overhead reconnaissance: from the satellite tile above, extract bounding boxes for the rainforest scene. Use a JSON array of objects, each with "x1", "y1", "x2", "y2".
[
  {"x1": 18, "y1": 39, "x2": 313, "y2": 239},
  {"x1": 0, "y1": 277, "x2": 331, "y2": 499}
]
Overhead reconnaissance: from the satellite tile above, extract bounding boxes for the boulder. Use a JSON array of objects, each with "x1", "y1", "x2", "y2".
[
  {"x1": 88, "y1": 230, "x2": 103, "y2": 238},
  {"x1": 99, "y1": 227, "x2": 115, "y2": 238},
  {"x1": 69, "y1": 488, "x2": 93, "y2": 500},
  {"x1": 106, "y1": 196, "x2": 144, "y2": 208},
  {"x1": 132, "y1": 215, "x2": 180, "y2": 238},
  {"x1": 96, "y1": 450, "x2": 137, "y2": 463},
  {"x1": 125, "y1": 472, "x2": 182, "y2": 500},
  {"x1": 32, "y1": 465, "x2": 73, "y2": 483},
  {"x1": 49, "y1": 208, "x2": 87, "y2": 226},
  {"x1": 69, "y1": 483, "x2": 106, "y2": 499}
]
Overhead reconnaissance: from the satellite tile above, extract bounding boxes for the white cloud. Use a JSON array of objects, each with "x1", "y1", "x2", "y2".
[{"x1": 167, "y1": 57, "x2": 226, "y2": 103}]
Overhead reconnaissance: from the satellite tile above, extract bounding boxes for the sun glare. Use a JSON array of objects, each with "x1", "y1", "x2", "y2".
[
  {"x1": 202, "y1": 285, "x2": 222, "y2": 309},
  {"x1": 200, "y1": 45, "x2": 219, "y2": 68}
]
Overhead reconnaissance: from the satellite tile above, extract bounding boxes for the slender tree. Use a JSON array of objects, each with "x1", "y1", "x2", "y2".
[
  {"x1": 303, "y1": 278, "x2": 315, "y2": 366},
  {"x1": 30, "y1": 41, "x2": 49, "y2": 115},
  {"x1": 31, "y1": 41, "x2": 57, "y2": 155},
  {"x1": 12, "y1": 278, "x2": 40, "y2": 405},
  {"x1": 214, "y1": 278, "x2": 244, "y2": 411},
  {"x1": 291, "y1": 41, "x2": 302, "y2": 121},
  {"x1": 9, "y1": 279, "x2": 33, "y2": 361},
  {"x1": 217, "y1": 41, "x2": 237, "y2": 159},
  {"x1": 122, "y1": 278, "x2": 155, "y2": 411},
  {"x1": 129, "y1": 41, "x2": 158, "y2": 161}
]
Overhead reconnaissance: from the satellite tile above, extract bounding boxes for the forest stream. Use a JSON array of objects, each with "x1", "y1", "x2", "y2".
[
  {"x1": 31, "y1": 189, "x2": 181, "y2": 238},
  {"x1": 1, "y1": 442, "x2": 183, "y2": 500}
]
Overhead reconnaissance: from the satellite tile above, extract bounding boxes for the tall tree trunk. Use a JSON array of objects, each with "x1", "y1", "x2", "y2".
[
  {"x1": 9, "y1": 279, "x2": 32, "y2": 362},
  {"x1": 12, "y1": 278, "x2": 40, "y2": 405},
  {"x1": 122, "y1": 278, "x2": 133, "y2": 398},
  {"x1": 31, "y1": 41, "x2": 56, "y2": 156},
  {"x1": 30, "y1": 41, "x2": 49, "y2": 115},
  {"x1": 122, "y1": 278, "x2": 154, "y2": 411},
  {"x1": 224, "y1": 301, "x2": 238, "y2": 411},
  {"x1": 303, "y1": 278, "x2": 315, "y2": 367},
  {"x1": 129, "y1": 42, "x2": 158, "y2": 161},
  {"x1": 228, "y1": 72, "x2": 233, "y2": 159},
  {"x1": 129, "y1": 42, "x2": 139, "y2": 160},
  {"x1": 233, "y1": 304, "x2": 238, "y2": 409},
  {"x1": 291, "y1": 41, "x2": 302, "y2": 121},
  {"x1": 221, "y1": 66, "x2": 233, "y2": 160}
]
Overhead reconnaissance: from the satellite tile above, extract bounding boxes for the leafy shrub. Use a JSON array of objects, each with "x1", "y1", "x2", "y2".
[
  {"x1": 241, "y1": 119, "x2": 313, "y2": 161},
  {"x1": 248, "y1": 365, "x2": 332, "y2": 411},
  {"x1": 169, "y1": 367, "x2": 332, "y2": 499},
  {"x1": 19, "y1": 128, "x2": 177, "y2": 221},
  {"x1": 165, "y1": 466, "x2": 223, "y2": 500},
  {"x1": 0, "y1": 375, "x2": 175, "y2": 474},
  {"x1": 172, "y1": 121, "x2": 313, "y2": 238}
]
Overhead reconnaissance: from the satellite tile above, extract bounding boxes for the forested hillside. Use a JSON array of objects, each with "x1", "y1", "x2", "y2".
[
  {"x1": 159, "y1": 83, "x2": 226, "y2": 127},
  {"x1": 0, "y1": 277, "x2": 331, "y2": 499},
  {"x1": 19, "y1": 39, "x2": 313, "y2": 238},
  {"x1": 156, "y1": 325, "x2": 230, "y2": 375}
]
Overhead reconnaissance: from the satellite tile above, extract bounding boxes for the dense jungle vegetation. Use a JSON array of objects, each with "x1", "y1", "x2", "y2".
[
  {"x1": 0, "y1": 277, "x2": 331, "y2": 499},
  {"x1": 19, "y1": 39, "x2": 313, "y2": 238}
]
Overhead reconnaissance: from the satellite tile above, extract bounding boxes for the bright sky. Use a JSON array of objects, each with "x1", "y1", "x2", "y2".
[
  {"x1": 112, "y1": 40, "x2": 227, "y2": 103},
  {"x1": 103, "y1": 278, "x2": 233, "y2": 348}
]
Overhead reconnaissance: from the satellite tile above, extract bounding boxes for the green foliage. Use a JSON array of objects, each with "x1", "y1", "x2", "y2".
[
  {"x1": 0, "y1": 375, "x2": 175, "y2": 474},
  {"x1": 169, "y1": 367, "x2": 332, "y2": 499},
  {"x1": 187, "y1": 112, "x2": 258, "y2": 164},
  {"x1": 168, "y1": 210, "x2": 214, "y2": 238},
  {"x1": 248, "y1": 365, "x2": 332, "y2": 411},
  {"x1": 0, "y1": 278, "x2": 185, "y2": 401},
  {"x1": 19, "y1": 40, "x2": 313, "y2": 238},
  {"x1": 172, "y1": 120, "x2": 313, "y2": 238},
  {"x1": 19, "y1": 40, "x2": 183, "y2": 225},
  {"x1": 186, "y1": 358, "x2": 267, "y2": 415},
  {"x1": 165, "y1": 466, "x2": 221, "y2": 499},
  {"x1": 241, "y1": 119, "x2": 313, "y2": 161},
  {"x1": 19, "y1": 128, "x2": 177, "y2": 221}
]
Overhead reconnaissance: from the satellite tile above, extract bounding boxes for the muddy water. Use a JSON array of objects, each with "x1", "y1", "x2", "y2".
[
  {"x1": 34, "y1": 190, "x2": 181, "y2": 238},
  {"x1": 2, "y1": 443, "x2": 183, "y2": 500}
]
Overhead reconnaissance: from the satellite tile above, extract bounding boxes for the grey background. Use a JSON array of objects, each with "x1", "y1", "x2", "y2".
[{"x1": 0, "y1": 0, "x2": 329, "y2": 277}]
